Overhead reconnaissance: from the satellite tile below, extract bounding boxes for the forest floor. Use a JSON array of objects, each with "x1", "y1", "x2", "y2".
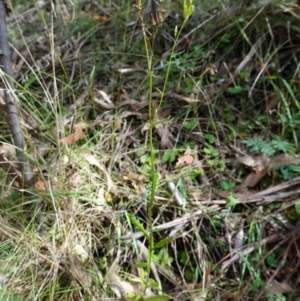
[{"x1": 0, "y1": 0, "x2": 300, "y2": 300}]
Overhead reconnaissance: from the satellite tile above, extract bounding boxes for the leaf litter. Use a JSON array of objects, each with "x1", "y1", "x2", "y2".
[{"x1": 1, "y1": 1, "x2": 300, "y2": 300}]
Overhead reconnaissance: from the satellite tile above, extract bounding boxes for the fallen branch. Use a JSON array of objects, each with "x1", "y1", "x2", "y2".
[{"x1": 0, "y1": 0, "x2": 32, "y2": 184}]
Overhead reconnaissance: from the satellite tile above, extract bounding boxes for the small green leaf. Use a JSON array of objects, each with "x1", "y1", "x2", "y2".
[
  {"x1": 203, "y1": 147, "x2": 212, "y2": 155},
  {"x1": 98, "y1": 257, "x2": 107, "y2": 270},
  {"x1": 129, "y1": 214, "x2": 149, "y2": 240},
  {"x1": 271, "y1": 139, "x2": 295, "y2": 153},
  {"x1": 184, "y1": 269, "x2": 194, "y2": 282},
  {"x1": 266, "y1": 253, "x2": 278, "y2": 268},
  {"x1": 207, "y1": 159, "x2": 217, "y2": 167},
  {"x1": 4, "y1": 193, "x2": 23, "y2": 202},
  {"x1": 134, "y1": 262, "x2": 148, "y2": 268},
  {"x1": 285, "y1": 207, "x2": 299, "y2": 220},
  {"x1": 162, "y1": 150, "x2": 177, "y2": 162},
  {"x1": 227, "y1": 86, "x2": 243, "y2": 94},
  {"x1": 144, "y1": 294, "x2": 171, "y2": 301},
  {"x1": 128, "y1": 276, "x2": 144, "y2": 285},
  {"x1": 289, "y1": 165, "x2": 300, "y2": 173},
  {"x1": 154, "y1": 237, "x2": 173, "y2": 249},
  {"x1": 240, "y1": 70, "x2": 250, "y2": 79},
  {"x1": 140, "y1": 155, "x2": 149, "y2": 164},
  {"x1": 211, "y1": 149, "x2": 219, "y2": 157},
  {"x1": 179, "y1": 251, "x2": 189, "y2": 265},
  {"x1": 220, "y1": 179, "x2": 236, "y2": 190},
  {"x1": 205, "y1": 133, "x2": 215, "y2": 144},
  {"x1": 295, "y1": 200, "x2": 300, "y2": 215},
  {"x1": 148, "y1": 278, "x2": 160, "y2": 290},
  {"x1": 204, "y1": 147, "x2": 219, "y2": 157},
  {"x1": 242, "y1": 137, "x2": 276, "y2": 156},
  {"x1": 183, "y1": 119, "x2": 197, "y2": 129},
  {"x1": 226, "y1": 195, "x2": 236, "y2": 208},
  {"x1": 153, "y1": 248, "x2": 173, "y2": 267},
  {"x1": 221, "y1": 33, "x2": 231, "y2": 43},
  {"x1": 126, "y1": 292, "x2": 138, "y2": 299},
  {"x1": 190, "y1": 169, "x2": 204, "y2": 179}
]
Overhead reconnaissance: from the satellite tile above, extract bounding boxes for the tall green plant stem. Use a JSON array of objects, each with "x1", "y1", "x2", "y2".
[
  {"x1": 138, "y1": 0, "x2": 194, "y2": 290},
  {"x1": 137, "y1": 0, "x2": 156, "y2": 286},
  {"x1": 157, "y1": 17, "x2": 192, "y2": 109}
]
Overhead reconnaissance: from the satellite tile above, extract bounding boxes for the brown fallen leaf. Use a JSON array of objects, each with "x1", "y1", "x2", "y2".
[
  {"x1": 176, "y1": 149, "x2": 195, "y2": 167},
  {"x1": 93, "y1": 15, "x2": 109, "y2": 22},
  {"x1": 181, "y1": 96, "x2": 202, "y2": 103},
  {"x1": 188, "y1": 265, "x2": 212, "y2": 301},
  {"x1": 0, "y1": 143, "x2": 19, "y2": 170},
  {"x1": 81, "y1": 0, "x2": 109, "y2": 22},
  {"x1": 115, "y1": 111, "x2": 143, "y2": 130},
  {"x1": 34, "y1": 177, "x2": 47, "y2": 190},
  {"x1": 84, "y1": 153, "x2": 114, "y2": 192},
  {"x1": 0, "y1": 143, "x2": 16, "y2": 160},
  {"x1": 267, "y1": 280, "x2": 293, "y2": 295},
  {"x1": 152, "y1": 101, "x2": 172, "y2": 149},
  {"x1": 270, "y1": 153, "x2": 300, "y2": 168},
  {"x1": 59, "y1": 124, "x2": 83, "y2": 144},
  {"x1": 122, "y1": 172, "x2": 148, "y2": 182},
  {"x1": 105, "y1": 264, "x2": 154, "y2": 300},
  {"x1": 235, "y1": 154, "x2": 270, "y2": 192},
  {"x1": 122, "y1": 172, "x2": 148, "y2": 194},
  {"x1": 155, "y1": 122, "x2": 171, "y2": 149},
  {"x1": 141, "y1": 122, "x2": 150, "y2": 135},
  {"x1": 236, "y1": 154, "x2": 270, "y2": 172},
  {"x1": 68, "y1": 254, "x2": 92, "y2": 287},
  {"x1": 235, "y1": 168, "x2": 269, "y2": 193}
]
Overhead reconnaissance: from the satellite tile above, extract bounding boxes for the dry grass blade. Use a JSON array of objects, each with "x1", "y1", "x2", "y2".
[{"x1": 221, "y1": 233, "x2": 280, "y2": 271}]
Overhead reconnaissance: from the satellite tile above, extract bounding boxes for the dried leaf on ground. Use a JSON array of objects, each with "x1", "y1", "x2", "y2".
[
  {"x1": 151, "y1": 101, "x2": 172, "y2": 149},
  {"x1": 82, "y1": 0, "x2": 109, "y2": 22},
  {"x1": 115, "y1": 111, "x2": 143, "y2": 130},
  {"x1": 0, "y1": 143, "x2": 16, "y2": 160},
  {"x1": 59, "y1": 123, "x2": 83, "y2": 144},
  {"x1": 72, "y1": 244, "x2": 89, "y2": 263},
  {"x1": 0, "y1": 143, "x2": 19, "y2": 170},
  {"x1": 181, "y1": 96, "x2": 202, "y2": 103},
  {"x1": 236, "y1": 154, "x2": 270, "y2": 171},
  {"x1": 270, "y1": 153, "x2": 300, "y2": 168},
  {"x1": 68, "y1": 172, "x2": 84, "y2": 190},
  {"x1": 105, "y1": 266, "x2": 150, "y2": 301},
  {"x1": 189, "y1": 289, "x2": 208, "y2": 301},
  {"x1": 235, "y1": 168, "x2": 269, "y2": 193},
  {"x1": 187, "y1": 265, "x2": 212, "y2": 301},
  {"x1": 62, "y1": 91, "x2": 89, "y2": 125},
  {"x1": 84, "y1": 153, "x2": 114, "y2": 192},
  {"x1": 176, "y1": 149, "x2": 195, "y2": 167},
  {"x1": 234, "y1": 219, "x2": 244, "y2": 250},
  {"x1": 267, "y1": 280, "x2": 293, "y2": 295},
  {"x1": 92, "y1": 89, "x2": 116, "y2": 109},
  {"x1": 69, "y1": 254, "x2": 92, "y2": 286},
  {"x1": 34, "y1": 177, "x2": 47, "y2": 190},
  {"x1": 95, "y1": 89, "x2": 112, "y2": 104},
  {"x1": 141, "y1": 122, "x2": 150, "y2": 135},
  {"x1": 156, "y1": 122, "x2": 171, "y2": 149},
  {"x1": 21, "y1": 109, "x2": 40, "y2": 129},
  {"x1": 168, "y1": 181, "x2": 184, "y2": 206},
  {"x1": 235, "y1": 154, "x2": 270, "y2": 192}
]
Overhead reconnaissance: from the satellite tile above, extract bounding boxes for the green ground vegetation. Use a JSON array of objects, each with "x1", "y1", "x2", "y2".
[{"x1": 0, "y1": 0, "x2": 300, "y2": 300}]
